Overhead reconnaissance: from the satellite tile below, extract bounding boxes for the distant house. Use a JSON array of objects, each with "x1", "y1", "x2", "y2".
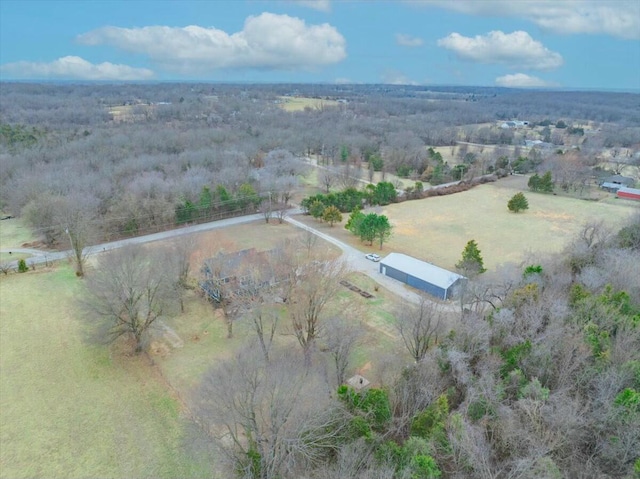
[
  {"x1": 524, "y1": 139, "x2": 554, "y2": 149},
  {"x1": 501, "y1": 120, "x2": 529, "y2": 129},
  {"x1": 617, "y1": 187, "x2": 640, "y2": 201},
  {"x1": 379, "y1": 253, "x2": 466, "y2": 300}
]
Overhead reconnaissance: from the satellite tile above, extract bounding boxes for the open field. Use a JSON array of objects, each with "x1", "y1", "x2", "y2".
[
  {"x1": 0, "y1": 266, "x2": 210, "y2": 479},
  {"x1": 295, "y1": 175, "x2": 637, "y2": 272},
  {"x1": 277, "y1": 96, "x2": 340, "y2": 112}
]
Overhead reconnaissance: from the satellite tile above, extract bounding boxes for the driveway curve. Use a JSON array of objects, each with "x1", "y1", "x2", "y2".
[{"x1": 2, "y1": 211, "x2": 459, "y2": 311}]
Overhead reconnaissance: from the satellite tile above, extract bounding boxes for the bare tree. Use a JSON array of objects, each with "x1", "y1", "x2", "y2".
[
  {"x1": 193, "y1": 346, "x2": 345, "y2": 479},
  {"x1": 167, "y1": 235, "x2": 196, "y2": 312},
  {"x1": 336, "y1": 163, "x2": 360, "y2": 189},
  {"x1": 296, "y1": 231, "x2": 319, "y2": 260},
  {"x1": 323, "y1": 316, "x2": 363, "y2": 387},
  {"x1": 249, "y1": 306, "x2": 280, "y2": 363},
  {"x1": 319, "y1": 168, "x2": 337, "y2": 193},
  {"x1": 288, "y1": 257, "x2": 350, "y2": 358},
  {"x1": 395, "y1": 297, "x2": 443, "y2": 362},
  {"x1": 58, "y1": 194, "x2": 99, "y2": 277},
  {"x1": 83, "y1": 245, "x2": 179, "y2": 353},
  {"x1": 259, "y1": 199, "x2": 272, "y2": 224}
]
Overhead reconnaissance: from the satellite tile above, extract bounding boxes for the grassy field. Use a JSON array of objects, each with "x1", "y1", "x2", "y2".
[
  {"x1": 296, "y1": 175, "x2": 636, "y2": 272},
  {"x1": 277, "y1": 96, "x2": 340, "y2": 112},
  {"x1": 0, "y1": 267, "x2": 211, "y2": 479},
  {"x1": 0, "y1": 217, "x2": 38, "y2": 263}
]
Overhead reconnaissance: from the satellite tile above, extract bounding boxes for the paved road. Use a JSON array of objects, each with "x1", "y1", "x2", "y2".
[{"x1": 1, "y1": 212, "x2": 272, "y2": 268}]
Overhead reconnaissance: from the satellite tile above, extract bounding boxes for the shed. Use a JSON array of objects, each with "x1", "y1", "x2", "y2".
[
  {"x1": 617, "y1": 187, "x2": 640, "y2": 201},
  {"x1": 379, "y1": 253, "x2": 466, "y2": 300}
]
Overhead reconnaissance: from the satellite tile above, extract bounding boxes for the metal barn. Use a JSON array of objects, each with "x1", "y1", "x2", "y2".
[{"x1": 379, "y1": 253, "x2": 466, "y2": 300}]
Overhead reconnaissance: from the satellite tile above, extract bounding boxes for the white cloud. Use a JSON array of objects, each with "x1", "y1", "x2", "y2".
[
  {"x1": 396, "y1": 33, "x2": 424, "y2": 47},
  {"x1": 437, "y1": 30, "x2": 563, "y2": 70},
  {"x1": 495, "y1": 73, "x2": 556, "y2": 88},
  {"x1": 381, "y1": 70, "x2": 418, "y2": 85},
  {"x1": 408, "y1": 0, "x2": 640, "y2": 40},
  {"x1": 78, "y1": 13, "x2": 346, "y2": 73},
  {"x1": 334, "y1": 77, "x2": 353, "y2": 84},
  {"x1": 288, "y1": 0, "x2": 331, "y2": 12},
  {"x1": 0, "y1": 56, "x2": 154, "y2": 80}
]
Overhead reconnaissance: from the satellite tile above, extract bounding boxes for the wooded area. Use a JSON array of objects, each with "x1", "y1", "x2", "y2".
[{"x1": 1, "y1": 83, "x2": 639, "y2": 252}]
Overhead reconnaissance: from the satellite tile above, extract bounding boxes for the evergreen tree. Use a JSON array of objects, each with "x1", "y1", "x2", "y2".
[
  {"x1": 508, "y1": 192, "x2": 529, "y2": 213},
  {"x1": 540, "y1": 171, "x2": 554, "y2": 192},
  {"x1": 456, "y1": 239, "x2": 487, "y2": 276},
  {"x1": 528, "y1": 173, "x2": 541, "y2": 192},
  {"x1": 309, "y1": 200, "x2": 326, "y2": 220}
]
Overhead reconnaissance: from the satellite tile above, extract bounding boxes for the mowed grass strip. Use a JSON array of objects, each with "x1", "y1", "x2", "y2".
[{"x1": 0, "y1": 267, "x2": 210, "y2": 479}]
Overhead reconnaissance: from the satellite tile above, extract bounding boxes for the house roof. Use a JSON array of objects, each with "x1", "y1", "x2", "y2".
[
  {"x1": 601, "y1": 182, "x2": 623, "y2": 190},
  {"x1": 381, "y1": 253, "x2": 465, "y2": 290},
  {"x1": 604, "y1": 175, "x2": 634, "y2": 185}
]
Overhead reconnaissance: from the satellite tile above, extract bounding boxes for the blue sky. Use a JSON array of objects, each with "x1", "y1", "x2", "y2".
[{"x1": 1, "y1": 0, "x2": 639, "y2": 90}]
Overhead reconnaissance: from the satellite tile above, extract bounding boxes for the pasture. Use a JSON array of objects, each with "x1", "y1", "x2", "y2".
[
  {"x1": 0, "y1": 266, "x2": 211, "y2": 478},
  {"x1": 299, "y1": 175, "x2": 636, "y2": 272},
  {"x1": 277, "y1": 96, "x2": 340, "y2": 112}
]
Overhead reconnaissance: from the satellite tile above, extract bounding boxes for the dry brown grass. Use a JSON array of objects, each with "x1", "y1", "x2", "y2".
[{"x1": 295, "y1": 176, "x2": 636, "y2": 272}]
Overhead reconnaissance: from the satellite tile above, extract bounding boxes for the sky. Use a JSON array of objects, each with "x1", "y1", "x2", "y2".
[{"x1": 1, "y1": 0, "x2": 639, "y2": 91}]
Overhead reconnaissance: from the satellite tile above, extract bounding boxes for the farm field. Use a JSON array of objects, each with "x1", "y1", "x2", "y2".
[
  {"x1": 277, "y1": 96, "x2": 340, "y2": 112},
  {"x1": 296, "y1": 175, "x2": 637, "y2": 272},
  {"x1": 0, "y1": 266, "x2": 211, "y2": 479}
]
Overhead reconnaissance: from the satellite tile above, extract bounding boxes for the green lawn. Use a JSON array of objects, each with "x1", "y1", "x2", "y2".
[
  {"x1": 0, "y1": 267, "x2": 211, "y2": 479},
  {"x1": 277, "y1": 96, "x2": 340, "y2": 112},
  {"x1": 0, "y1": 216, "x2": 38, "y2": 264}
]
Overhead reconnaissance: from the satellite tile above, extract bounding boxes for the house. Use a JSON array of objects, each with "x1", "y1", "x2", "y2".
[
  {"x1": 601, "y1": 182, "x2": 624, "y2": 193},
  {"x1": 379, "y1": 253, "x2": 466, "y2": 300},
  {"x1": 617, "y1": 187, "x2": 640, "y2": 201},
  {"x1": 200, "y1": 248, "x2": 284, "y2": 303},
  {"x1": 600, "y1": 175, "x2": 635, "y2": 188},
  {"x1": 501, "y1": 120, "x2": 529, "y2": 129}
]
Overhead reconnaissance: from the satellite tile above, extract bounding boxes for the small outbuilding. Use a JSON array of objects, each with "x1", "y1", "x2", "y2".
[{"x1": 379, "y1": 253, "x2": 466, "y2": 300}]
